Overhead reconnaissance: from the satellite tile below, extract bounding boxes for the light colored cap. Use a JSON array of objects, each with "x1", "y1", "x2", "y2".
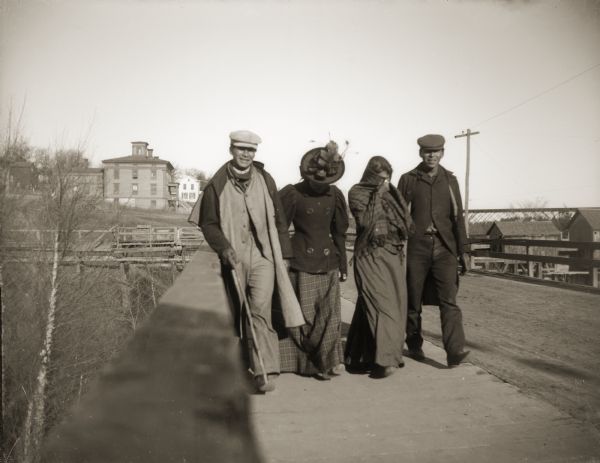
[{"x1": 229, "y1": 130, "x2": 262, "y2": 148}]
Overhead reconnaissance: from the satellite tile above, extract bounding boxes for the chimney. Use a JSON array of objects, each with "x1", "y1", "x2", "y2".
[{"x1": 147, "y1": 148, "x2": 153, "y2": 158}]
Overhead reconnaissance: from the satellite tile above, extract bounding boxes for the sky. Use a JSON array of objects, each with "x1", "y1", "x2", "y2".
[{"x1": 1, "y1": 0, "x2": 599, "y2": 208}]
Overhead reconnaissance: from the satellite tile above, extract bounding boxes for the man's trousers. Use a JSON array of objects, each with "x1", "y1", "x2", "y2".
[
  {"x1": 236, "y1": 239, "x2": 280, "y2": 376},
  {"x1": 405, "y1": 234, "x2": 466, "y2": 357}
]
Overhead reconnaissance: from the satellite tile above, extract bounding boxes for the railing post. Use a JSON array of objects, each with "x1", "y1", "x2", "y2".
[{"x1": 120, "y1": 262, "x2": 130, "y2": 313}]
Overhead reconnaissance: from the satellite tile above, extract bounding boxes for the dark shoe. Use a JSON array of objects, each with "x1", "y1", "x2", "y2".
[
  {"x1": 315, "y1": 372, "x2": 332, "y2": 381},
  {"x1": 345, "y1": 363, "x2": 371, "y2": 375},
  {"x1": 255, "y1": 374, "x2": 276, "y2": 392},
  {"x1": 370, "y1": 365, "x2": 397, "y2": 379},
  {"x1": 398, "y1": 360, "x2": 405, "y2": 368},
  {"x1": 447, "y1": 350, "x2": 470, "y2": 368},
  {"x1": 408, "y1": 348, "x2": 426, "y2": 361}
]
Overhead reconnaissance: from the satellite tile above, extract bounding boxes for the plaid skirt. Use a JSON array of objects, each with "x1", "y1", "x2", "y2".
[{"x1": 277, "y1": 270, "x2": 343, "y2": 375}]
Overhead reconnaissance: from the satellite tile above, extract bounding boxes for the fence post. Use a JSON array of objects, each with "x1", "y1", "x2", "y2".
[
  {"x1": 120, "y1": 262, "x2": 130, "y2": 312},
  {"x1": 526, "y1": 245, "x2": 535, "y2": 277}
]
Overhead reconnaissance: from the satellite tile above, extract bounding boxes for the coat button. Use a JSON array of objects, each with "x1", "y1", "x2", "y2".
[
  {"x1": 306, "y1": 208, "x2": 314, "y2": 214},
  {"x1": 307, "y1": 247, "x2": 314, "y2": 254},
  {"x1": 323, "y1": 248, "x2": 330, "y2": 256}
]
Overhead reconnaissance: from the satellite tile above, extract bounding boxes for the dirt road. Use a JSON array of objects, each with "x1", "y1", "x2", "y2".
[{"x1": 340, "y1": 271, "x2": 600, "y2": 431}]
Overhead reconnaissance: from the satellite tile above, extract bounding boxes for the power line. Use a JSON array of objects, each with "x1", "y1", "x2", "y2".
[{"x1": 474, "y1": 62, "x2": 600, "y2": 127}]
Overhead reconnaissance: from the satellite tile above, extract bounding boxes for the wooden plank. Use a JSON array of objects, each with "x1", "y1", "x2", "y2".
[
  {"x1": 473, "y1": 250, "x2": 600, "y2": 268},
  {"x1": 469, "y1": 238, "x2": 600, "y2": 250}
]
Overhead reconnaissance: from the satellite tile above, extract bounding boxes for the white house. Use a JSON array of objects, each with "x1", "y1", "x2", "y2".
[{"x1": 178, "y1": 174, "x2": 200, "y2": 202}]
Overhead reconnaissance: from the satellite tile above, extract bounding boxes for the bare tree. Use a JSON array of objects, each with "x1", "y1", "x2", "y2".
[
  {"x1": 0, "y1": 102, "x2": 32, "y2": 456},
  {"x1": 2, "y1": 140, "x2": 174, "y2": 462},
  {"x1": 509, "y1": 197, "x2": 551, "y2": 221},
  {"x1": 17, "y1": 148, "x2": 101, "y2": 463}
]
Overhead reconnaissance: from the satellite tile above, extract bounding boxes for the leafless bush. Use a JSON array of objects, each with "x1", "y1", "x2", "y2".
[{"x1": 1, "y1": 143, "x2": 173, "y2": 462}]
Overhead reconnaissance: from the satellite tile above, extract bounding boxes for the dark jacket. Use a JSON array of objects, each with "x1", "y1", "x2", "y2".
[
  {"x1": 397, "y1": 164, "x2": 467, "y2": 256},
  {"x1": 188, "y1": 161, "x2": 293, "y2": 258},
  {"x1": 279, "y1": 181, "x2": 349, "y2": 275}
]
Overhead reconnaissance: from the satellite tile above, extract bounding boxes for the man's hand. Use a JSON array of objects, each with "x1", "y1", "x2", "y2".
[
  {"x1": 220, "y1": 247, "x2": 238, "y2": 268},
  {"x1": 458, "y1": 253, "x2": 470, "y2": 275},
  {"x1": 339, "y1": 272, "x2": 347, "y2": 282}
]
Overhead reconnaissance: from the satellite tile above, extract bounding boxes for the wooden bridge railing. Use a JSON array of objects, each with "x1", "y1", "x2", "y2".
[
  {"x1": 468, "y1": 238, "x2": 600, "y2": 288},
  {"x1": 41, "y1": 248, "x2": 262, "y2": 463},
  {"x1": 346, "y1": 231, "x2": 600, "y2": 288}
]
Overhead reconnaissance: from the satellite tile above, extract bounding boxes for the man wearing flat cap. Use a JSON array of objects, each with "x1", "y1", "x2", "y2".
[
  {"x1": 190, "y1": 130, "x2": 304, "y2": 393},
  {"x1": 398, "y1": 134, "x2": 470, "y2": 368}
]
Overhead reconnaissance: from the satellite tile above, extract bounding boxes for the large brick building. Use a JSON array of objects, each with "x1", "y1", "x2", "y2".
[{"x1": 102, "y1": 142, "x2": 178, "y2": 209}]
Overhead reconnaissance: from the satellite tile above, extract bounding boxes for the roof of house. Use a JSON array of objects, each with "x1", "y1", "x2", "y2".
[
  {"x1": 9, "y1": 161, "x2": 35, "y2": 168},
  {"x1": 102, "y1": 155, "x2": 173, "y2": 169},
  {"x1": 572, "y1": 208, "x2": 600, "y2": 230},
  {"x1": 487, "y1": 220, "x2": 561, "y2": 237},
  {"x1": 68, "y1": 167, "x2": 104, "y2": 174},
  {"x1": 468, "y1": 221, "x2": 493, "y2": 236}
]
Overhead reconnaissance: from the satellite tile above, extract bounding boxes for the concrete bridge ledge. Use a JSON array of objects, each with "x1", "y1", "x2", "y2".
[{"x1": 42, "y1": 248, "x2": 263, "y2": 463}]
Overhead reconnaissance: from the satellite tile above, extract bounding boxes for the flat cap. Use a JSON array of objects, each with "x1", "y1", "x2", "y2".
[
  {"x1": 417, "y1": 134, "x2": 445, "y2": 151},
  {"x1": 229, "y1": 130, "x2": 262, "y2": 148}
]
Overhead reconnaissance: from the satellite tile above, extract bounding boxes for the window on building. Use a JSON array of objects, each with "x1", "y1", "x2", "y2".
[
  {"x1": 189, "y1": 193, "x2": 195, "y2": 200},
  {"x1": 183, "y1": 192, "x2": 188, "y2": 199},
  {"x1": 150, "y1": 183, "x2": 157, "y2": 196},
  {"x1": 191, "y1": 184, "x2": 195, "y2": 190},
  {"x1": 114, "y1": 167, "x2": 119, "y2": 180},
  {"x1": 151, "y1": 168, "x2": 157, "y2": 179},
  {"x1": 183, "y1": 183, "x2": 187, "y2": 190},
  {"x1": 113, "y1": 183, "x2": 119, "y2": 195},
  {"x1": 132, "y1": 167, "x2": 138, "y2": 179},
  {"x1": 561, "y1": 230, "x2": 569, "y2": 241},
  {"x1": 132, "y1": 184, "x2": 138, "y2": 195},
  {"x1": 150, "y1": 200, "x2": 157, "y2": 209}
]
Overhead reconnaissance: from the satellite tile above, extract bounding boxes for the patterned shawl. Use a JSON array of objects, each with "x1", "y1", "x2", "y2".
[{"x1": 349, "y1": 160, "x2": 414, "y2": 257}]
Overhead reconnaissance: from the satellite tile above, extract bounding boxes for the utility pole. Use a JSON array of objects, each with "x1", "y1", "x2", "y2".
[{"x1": 454, "y1": 129, "x2": 480, "y2": 237}]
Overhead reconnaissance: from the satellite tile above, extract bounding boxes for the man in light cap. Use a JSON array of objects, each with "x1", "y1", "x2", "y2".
[
  {"x1": 191, "y1": 130, "x2": 304, "y2": 392},
  {"x1": 398, "y1": 134, "x2": 470, "y2": 368}
]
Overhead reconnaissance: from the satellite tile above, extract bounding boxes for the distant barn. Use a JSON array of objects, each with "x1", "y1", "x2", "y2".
[
  {"x1": 567, "y1": 208, "x2": 600, "y2": 243},
  {"x1": 486, "y1": 221, "x2": 562, "y2": 255},
  {"x1": 567, "y1": 208, "x2": 600, "y2": 263},
  {"x1": 468, "y1": 221, "x2": 493, "y2": 239}
]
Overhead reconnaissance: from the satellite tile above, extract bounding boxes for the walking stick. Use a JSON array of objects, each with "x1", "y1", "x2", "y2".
[{"x1": 230, "y1": 265, "x2": 269, "y2": 387}]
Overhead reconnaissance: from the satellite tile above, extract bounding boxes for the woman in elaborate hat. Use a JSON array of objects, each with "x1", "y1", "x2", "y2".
[
  {"x1": 345, "y1": 156, "x2": 414, "y2": 378},
  {"x1": 276, "y1": 141, "x2": 349, "y2": 380}
]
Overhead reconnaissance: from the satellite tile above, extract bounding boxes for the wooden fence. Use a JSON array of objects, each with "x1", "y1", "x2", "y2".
[{"x1": 468, "y1": 238, "x2": 600, "y2": 288}]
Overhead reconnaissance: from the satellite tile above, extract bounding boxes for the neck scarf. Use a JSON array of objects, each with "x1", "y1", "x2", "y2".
[{"x1": 227, "y1": 162, "x2": 252, "y2": 191}]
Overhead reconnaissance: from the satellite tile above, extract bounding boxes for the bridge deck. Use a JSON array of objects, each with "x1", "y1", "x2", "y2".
[{"x1": 251, "y1": 290, "x2": 600, "y2": 462}]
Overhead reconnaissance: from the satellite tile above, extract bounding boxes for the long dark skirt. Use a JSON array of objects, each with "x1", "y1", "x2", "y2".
[
  {"x1": 345, "y1": 247, "x2": 407, "y2": 369},
  {"x1": 278, "y1": 270, "x2": 343, "y2": 375}
]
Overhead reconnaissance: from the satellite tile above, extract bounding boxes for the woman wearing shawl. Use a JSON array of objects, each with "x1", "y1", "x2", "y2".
[
  {"x1": 345, "y1": 156, "x2": 414, "y2": 378},
  {"x1": 276, "y1": 142, "x2": 349, "y2": 380}
]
